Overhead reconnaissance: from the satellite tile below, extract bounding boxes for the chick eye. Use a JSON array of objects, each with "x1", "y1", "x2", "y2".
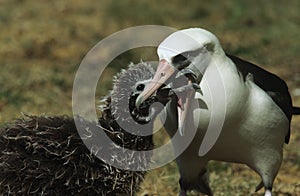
[{"x1": 136, "y1": 83, "x2": 145, "y2": 91}]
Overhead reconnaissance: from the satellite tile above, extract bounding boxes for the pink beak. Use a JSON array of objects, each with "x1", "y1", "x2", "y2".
[
  {"x1": 135, "y1": 59, "x2": 194, "y2": 136},
  {"x1": 135, "y1": 59, "x2": 176, "y2": 109}
]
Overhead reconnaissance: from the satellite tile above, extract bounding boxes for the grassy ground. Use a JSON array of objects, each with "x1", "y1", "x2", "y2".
[{"x1": 1, "y1": 0, "x2": 300, "y2": 195}]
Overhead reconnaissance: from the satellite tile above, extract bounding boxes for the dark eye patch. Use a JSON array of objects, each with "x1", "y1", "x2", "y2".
[
  {"x1": 182, "y1": 47, "x2": 203, "y2": 58},
  {"x1": 172, "y1": 47, "x2": 203, "y2": 70},
  {"x1": 172, "y1": 53, "x2": 188, "y2": 64}
]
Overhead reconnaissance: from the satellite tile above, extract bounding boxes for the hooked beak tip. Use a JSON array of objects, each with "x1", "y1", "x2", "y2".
[{"x1": 135, "y1": 94, "x2": 144, "y2": 111}]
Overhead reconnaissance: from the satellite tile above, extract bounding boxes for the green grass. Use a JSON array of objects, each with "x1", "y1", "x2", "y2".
[{"x1": 1, "y1": 0, "x2": 300, "y2": 195}]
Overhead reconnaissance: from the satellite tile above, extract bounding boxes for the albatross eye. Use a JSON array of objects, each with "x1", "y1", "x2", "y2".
[
  {"x1": 172, "y1": 54, "x2": 191, "y2": 70},
  {"x1": 172, "y1": 47, "x2": 203, "y2": 70},
  {"x1": 172, "y1": 54, "x2": 188, "y2": 65}
]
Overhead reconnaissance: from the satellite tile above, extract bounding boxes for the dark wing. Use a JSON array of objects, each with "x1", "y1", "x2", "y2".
[{"x1": 227, "y1": 54, "x2": 293, "y2": 144}]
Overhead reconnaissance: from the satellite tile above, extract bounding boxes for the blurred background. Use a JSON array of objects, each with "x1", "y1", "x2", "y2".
[{"x1": 1, "y1": 0, "x2": 300, "y2": 195}]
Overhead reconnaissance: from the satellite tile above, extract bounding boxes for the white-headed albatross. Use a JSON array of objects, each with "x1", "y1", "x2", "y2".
[{"x1": 135, "y1": 28, "x2": 300, "y2": 196}]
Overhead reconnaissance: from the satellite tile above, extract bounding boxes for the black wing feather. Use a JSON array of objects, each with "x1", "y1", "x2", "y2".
[{"x1": 227, "y1": 54, "x2": 293, "y2": 144}]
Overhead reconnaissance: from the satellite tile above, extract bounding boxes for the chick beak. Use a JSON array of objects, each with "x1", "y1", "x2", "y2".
[{"x1": 135, "y1": 59, "x2": 175, "y2": 110}]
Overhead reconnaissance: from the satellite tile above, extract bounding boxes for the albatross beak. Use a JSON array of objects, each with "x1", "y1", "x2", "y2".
[
  {"x1": 136, "y1": 59, "x2": 196, "y2": 136},
  {"x1": 135, "y1": 59, "x2": 175, "y2": 110}
]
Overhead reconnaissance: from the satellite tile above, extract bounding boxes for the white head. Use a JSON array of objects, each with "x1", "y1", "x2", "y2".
[
  {"x1": 136, "y1": 28, "x2": 224, "y2": 104},
  {"x1": 135, "y1": 28, "x2": 225, "y2": 135},
  {"x1": 157, "y1": 28, "x2": 223, "y2": 61},
  {"x1": 160, "y1": 28, "x2": 224, "y2": 75}
]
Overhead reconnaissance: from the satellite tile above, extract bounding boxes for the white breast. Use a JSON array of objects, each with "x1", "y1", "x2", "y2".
[{"x1": 185, "y1": 56, "x2": 288, "y2": 163}]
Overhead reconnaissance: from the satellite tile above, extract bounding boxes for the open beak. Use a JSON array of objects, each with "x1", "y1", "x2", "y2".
[{"x1": 135, "y1": 59, "x2": 195, "y2": 136}]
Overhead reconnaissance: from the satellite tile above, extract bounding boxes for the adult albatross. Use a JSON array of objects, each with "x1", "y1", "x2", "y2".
[{"x1": 135, "y1": 28, "x2": 300, "y2": 196}]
